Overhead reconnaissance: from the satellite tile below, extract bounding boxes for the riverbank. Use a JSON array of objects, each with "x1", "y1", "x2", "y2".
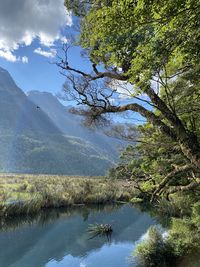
[{"x1": 0, "y1": 173, "x2": 136, "y2": 218}]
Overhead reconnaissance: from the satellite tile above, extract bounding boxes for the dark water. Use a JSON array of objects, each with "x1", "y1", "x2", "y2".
[{"x1": 0, "y1": 204, "x2": 158, "y2": 267}]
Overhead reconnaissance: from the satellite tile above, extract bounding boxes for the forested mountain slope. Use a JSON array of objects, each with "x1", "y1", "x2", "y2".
[{"x1": 0, "y1": 67, "x2": 123, "y2": 175}]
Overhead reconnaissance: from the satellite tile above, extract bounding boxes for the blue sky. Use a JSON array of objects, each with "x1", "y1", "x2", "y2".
[
  {"x1": 0, "y1": 40, "x2": 87, "y2": 95},
  {"x1": 0, "y1": 0, "x2": 85, "y2": 95},
  {"x1": 0, "y1": 0, "x2": 147, "y2": 124}
]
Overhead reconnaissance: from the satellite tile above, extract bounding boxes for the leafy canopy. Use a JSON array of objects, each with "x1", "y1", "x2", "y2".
[{"x1": 76, "y1": 0, "x2": 200, "y2": 88}]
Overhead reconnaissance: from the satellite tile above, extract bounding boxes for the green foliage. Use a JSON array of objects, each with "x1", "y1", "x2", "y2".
[
  {"x1": 169, "y1": 202, "x2": 200, "y2": 256},
  {"x1": 66, "y1": 0, "x2": 200, "y2": 89},
  {"x1": 134, "y1": 201, "x2": 200, "y2": 266},
  {"x1": 110, "y1": 115, "x2": 200, "y2": 201},
  {"x1": 134, "y1": 226, "x2": 176, "y2": 267},
  {"x1": 133, "y1": 202, "x2": 200, "y2": 266}
]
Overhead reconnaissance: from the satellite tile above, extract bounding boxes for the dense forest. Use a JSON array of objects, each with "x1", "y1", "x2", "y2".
[{"x1": 62, "y1": 1, "x2": 200, "y2": 266}]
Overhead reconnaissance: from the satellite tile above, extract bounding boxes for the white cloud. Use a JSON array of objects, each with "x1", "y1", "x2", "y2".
[
  {"x1": 0, "y1": 50, "x2": 18, "y2": 62},
  {"x1": 34, "y1": 47, "x2": 57, "y2": 58},
  {"x1": 60, "y1": 36, "x2": 69, "y2": 44},
  {"x1": 0, "y1": 0, "x2": 72, "y2": 62},
  {"x1": 0, "y1": 50, "x2": 28, "y2": 63},
  {"x1": 108, "y1": 80, "x2": 133, "y2": 99},
  {"x1": 22, "y1": 56, "x2": 29, "y2": 64}
]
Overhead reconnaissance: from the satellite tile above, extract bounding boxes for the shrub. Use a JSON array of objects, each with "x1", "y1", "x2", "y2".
[
  {"x1": 168, "y1": 202, "x2": 200, "y2": 256},
  {"x1": 134, "y1": 226, "x2": 176, "y2": 267}
]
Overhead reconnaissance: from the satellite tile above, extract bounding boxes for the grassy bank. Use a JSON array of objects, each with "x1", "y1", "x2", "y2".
[{"x1": 0, "y1": 173, "x2": 136, "y2": 217}]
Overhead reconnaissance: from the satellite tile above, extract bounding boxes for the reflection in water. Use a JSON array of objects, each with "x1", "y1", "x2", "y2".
[{"x1": 0, "y1": 204, "x2": 157, "y2": 267}]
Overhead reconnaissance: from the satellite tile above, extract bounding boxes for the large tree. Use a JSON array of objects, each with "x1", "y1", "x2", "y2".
[{"x1": 61, "y1": 0, "x2": 200, "y2": 199}]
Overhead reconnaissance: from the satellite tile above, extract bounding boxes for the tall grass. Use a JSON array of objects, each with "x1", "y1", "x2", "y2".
[{"x1": 0, "y1": 173, "x2": 136, "y2": 217}]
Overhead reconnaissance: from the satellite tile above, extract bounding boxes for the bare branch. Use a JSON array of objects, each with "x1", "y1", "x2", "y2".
[{"x1": 57, "y1": 45, "x2": 128, "y2": 82}]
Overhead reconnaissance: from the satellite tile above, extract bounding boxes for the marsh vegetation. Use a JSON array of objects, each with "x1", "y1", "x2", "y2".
[{"x1": 0, "y1": 173, "x2": 136, "y2": 218}]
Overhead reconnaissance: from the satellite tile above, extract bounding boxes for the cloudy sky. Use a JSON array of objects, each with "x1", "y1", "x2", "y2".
[
  {"x1": 0, "y1": 0, "x2": 86, "y2": 94},
  {"x1": 0, "y1": 0, "x2": 146, "y2": 124}
]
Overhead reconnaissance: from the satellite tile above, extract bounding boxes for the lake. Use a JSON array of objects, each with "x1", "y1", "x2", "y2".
[{"x1": 0, "y1": 204, "x2": 158, "y2": 267}]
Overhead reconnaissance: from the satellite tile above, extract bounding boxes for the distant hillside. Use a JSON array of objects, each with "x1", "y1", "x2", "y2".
[
  {"x1": 28, "y1": 90, "x2": 124, "y2": 160},
  {"x1": 0, "y1": 67, "x2": 124, "y2": 175},
  {"x1": 0, "y1": 68, "x2": 60, "y2": 136}
]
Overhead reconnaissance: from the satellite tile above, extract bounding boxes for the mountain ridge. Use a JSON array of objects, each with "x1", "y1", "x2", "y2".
[{"x1": 0, "y1": 67, "x2": 123, "y2": 175}]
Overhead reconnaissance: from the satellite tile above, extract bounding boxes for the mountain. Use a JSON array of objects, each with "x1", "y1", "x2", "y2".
[
  {"x1": 27, "y1": 90, "x2": 124, "y2": 160},
  {"x1": 0, "y1": 68, "x2": 60, "y2": 136},
  {"x1": 0, "y1": 67, "x2": 123, "y2": 175}
]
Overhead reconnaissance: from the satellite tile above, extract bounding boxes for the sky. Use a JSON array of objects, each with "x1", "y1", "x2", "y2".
[
  {"x1": 0, "y1": 0, "x2": 88, "y2": 95},
  {"x1": 0, "y1": 0, "x2": 147, "y2": 124}
]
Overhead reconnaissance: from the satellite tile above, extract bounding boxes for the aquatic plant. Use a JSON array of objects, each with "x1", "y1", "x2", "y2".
[{"x1": 87, "y1": 223, "x2": 113, "y2": 238}]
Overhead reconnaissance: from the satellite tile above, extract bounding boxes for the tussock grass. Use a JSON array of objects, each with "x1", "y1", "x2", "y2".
[
  {"x1": 87, "y1": 223, "x2": 113, "y2": 238},
  {"x1": 0, "y1": 173, "x2": 136, "y2": 217}
]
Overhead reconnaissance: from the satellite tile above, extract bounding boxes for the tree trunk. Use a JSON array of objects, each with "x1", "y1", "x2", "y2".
[{"x1": 145, "y1": 87, "x2": 200, "y2": 169}]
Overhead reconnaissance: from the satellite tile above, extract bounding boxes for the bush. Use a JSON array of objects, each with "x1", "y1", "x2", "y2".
[
  {"x1": 134, "y1": 226, "x2": 176, "y2": 267},
  {"x1": 168, "y1": 202, "x2": 200, "y2": 256}
]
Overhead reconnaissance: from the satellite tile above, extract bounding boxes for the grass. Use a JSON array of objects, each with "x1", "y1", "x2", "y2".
[
  {"x1": 0, "y1": 173, "x2": 136, "y2": 218},
  {"x1": 87, "y1": 223, "x2": 113, "y2": 238}
]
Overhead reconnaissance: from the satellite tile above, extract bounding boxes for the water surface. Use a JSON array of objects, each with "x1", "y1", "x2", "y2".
[{"x1": 0, "y1": 204, "x2": 158, "y2": 267}]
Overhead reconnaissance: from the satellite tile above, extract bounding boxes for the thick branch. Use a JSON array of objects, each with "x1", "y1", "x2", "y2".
[
  {"x1": 57, "y1": 62, "x2": 127, "y2": 81},
  {"x1": 145, "y1": 86, "x2": 187, "y2": 135},
  {"x1": 99, "y1": 103, "x2": 177, "y2": 140},
  {"x1": 150, "y1": 164, "x2": 193, "y2": 202},
  {"x1": 167, "y1": 179, "x2": 200, "y2": 195},
  {"x1": 59, "y1": 58, "x2": 191, "y2": 142},
  {"x1": 58, "y1": 51, "x2": 200, "y2": 168},
  {"x1": 58, "y1": 48, "x2": 193, "y2": 141}
]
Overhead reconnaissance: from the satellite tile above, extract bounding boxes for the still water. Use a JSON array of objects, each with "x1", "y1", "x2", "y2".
[{"x1": 0, "y1": 204, "x2": 158, "y2": 267}]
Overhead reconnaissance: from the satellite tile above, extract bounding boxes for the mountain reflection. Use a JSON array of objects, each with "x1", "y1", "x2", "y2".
[{"x1": 0, "y1": 204, "x2": 157, "y2": 267}]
